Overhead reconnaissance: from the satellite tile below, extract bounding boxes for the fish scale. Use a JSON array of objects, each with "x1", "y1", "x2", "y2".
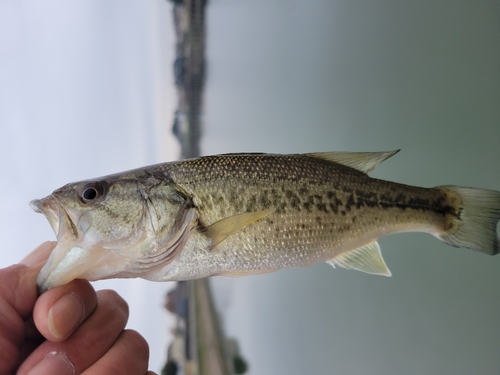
[
  {"x1": 30, "y1": 151, "x2": 500, "y2": 291},
  {"x1": 155, "y1": 154, "x2": 458, "y2": 279}
]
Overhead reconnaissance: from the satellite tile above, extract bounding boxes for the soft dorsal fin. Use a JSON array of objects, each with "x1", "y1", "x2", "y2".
[
  {"x1": 304, "y1": 150, "x2": 399, "y2": 174},
  {"x1": 204, "y1": 209, "x2": 273, "y2": 250},
  {"x1": 326, "y1": 241, "x2": 392, "y2": 276}
]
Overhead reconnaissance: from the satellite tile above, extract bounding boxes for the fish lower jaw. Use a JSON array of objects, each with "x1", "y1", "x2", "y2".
[
  {"x1": 36, "y1": 240, "x2": 177, "y2": 291},
  {"x1": 37, "y1": 245, "x2": 90, "y2": 292}
]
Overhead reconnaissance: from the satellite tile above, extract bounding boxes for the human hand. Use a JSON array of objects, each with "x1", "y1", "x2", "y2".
[{"x1": 0, "y1": 241, "x2": 156, "y2": 375}]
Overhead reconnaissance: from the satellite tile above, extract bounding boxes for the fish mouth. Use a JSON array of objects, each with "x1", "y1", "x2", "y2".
[
  {"x1": 30, "y1": 196, "x2": 61, "y2": 238},
  {"x1": 30, "y1": 195, "x2": 90, "y2": 292},
  {"x1": 30, "y1": 196, "x2": 80, "y2": 242}
]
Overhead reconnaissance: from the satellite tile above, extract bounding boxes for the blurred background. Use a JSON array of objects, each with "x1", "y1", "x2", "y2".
[{"x1": 1, "y1": 1, "x2": 499, "y2": 374}]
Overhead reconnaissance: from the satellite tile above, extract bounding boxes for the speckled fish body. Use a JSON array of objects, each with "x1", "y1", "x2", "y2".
[
  {"x1": 31, "y1": 152, "x2": 500, "y2": 291},
  {"x1": 160, "y1": 153, "x2": 450, "y2": 280}
]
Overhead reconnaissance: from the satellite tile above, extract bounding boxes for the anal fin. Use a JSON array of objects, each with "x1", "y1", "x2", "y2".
[
  {"x1": 205, "y1": 209, "x2": 273, "y2": 250},
  {"x1": 326, "y1": 241, "x2": 392, "y2": 276}
]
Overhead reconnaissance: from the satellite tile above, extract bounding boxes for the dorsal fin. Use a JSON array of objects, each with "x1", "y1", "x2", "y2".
[
  {"x1": 326, "y1": 241, "x2": 392, "y2": 276},
  {"x1": 304, "y1": 150, "x2": 399, "y2": 174}
]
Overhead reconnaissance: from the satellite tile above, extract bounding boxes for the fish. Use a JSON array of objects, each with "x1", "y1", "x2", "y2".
[{"x1": 30, "y1": 151, "x2": 500, "y2": 292}]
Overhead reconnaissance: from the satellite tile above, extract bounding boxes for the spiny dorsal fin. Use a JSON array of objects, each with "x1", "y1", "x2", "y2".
[
  {"x1": 205, "y1": 209, "x2": 273, "y2": 250},
  {"x1": 304, "y1": 150, "x2": 400, "y2": 174},
  {"x1": 326, "y1": 241, "x2": 392, "y2": 276}
]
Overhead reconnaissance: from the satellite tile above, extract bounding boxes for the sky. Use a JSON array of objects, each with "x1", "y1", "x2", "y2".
[
  {"x1": 1, "y1": 1, "x2": 500, "y2": 374},
  {"x1": 0, "y1": 1, "x2": 178, "y2": 372}
]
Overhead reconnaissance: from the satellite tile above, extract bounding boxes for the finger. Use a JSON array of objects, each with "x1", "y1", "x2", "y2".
[
  {"x1": 0, "y1": 242, "x2": 56, "y2": 320},
  {"x1": 20, "y1": 241, "x2": 57, "y2": 267},
  {"x1": 81, "y1": 330, "x2": 149, "y2": 375},
  {"x1": 18, "y1": 317, "x2": 45, "y2": 364},
  {"x1": 0, "y1": 242, "x2": 56, "y2": 374},
  {"x1": 17, "y1": 289, "x2": 130, "y2": 375},
  {"x1": 33, "y1": 278, "x2": 97, "y2": 342}
]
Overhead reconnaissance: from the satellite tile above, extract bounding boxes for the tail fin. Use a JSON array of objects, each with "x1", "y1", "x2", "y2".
[{"x1": 436, "y1": 186, "x2": 500, "y2": 255}]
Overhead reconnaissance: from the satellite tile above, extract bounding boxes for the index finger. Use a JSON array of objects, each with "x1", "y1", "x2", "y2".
[
  {"x1": 0, "y1": 242, "x2": 56, "y2": 374},
  {"x1": 0, "y1": 241, "x2": 56, "y2": 320},
  {"x1": 20, "y1": 241, "x2": 57, "y2": 268}
]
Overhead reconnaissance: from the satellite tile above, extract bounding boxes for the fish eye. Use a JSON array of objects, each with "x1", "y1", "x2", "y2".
[
  {"x1": 83, "y1": 188, "x2": 97, "y2": 200},
  {"x1": 79, "y1": 182, "x2": 105, "y2": 205}
]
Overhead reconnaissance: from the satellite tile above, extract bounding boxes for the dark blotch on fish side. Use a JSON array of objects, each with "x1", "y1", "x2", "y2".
[
  {"x1": 303, "y1": 201, "x2": 311, "y2": 212},
  {"x1": 229, "y1": 189, "x2": 238, "y2": 203},
  {"x1": 214, "y1": 195, "x2": 225, "y2": 205},
  {"x1": 276, "y1": 203, "x2": 287, "y2": 214},
  {"x1": 299, "y1": 187, "x2": 309, "y2": 196},
  {"x1": 259, "y1": 191, "x2": 272, "y2": 209},
  {"x1": 345, "y1": 194, "x2": 356, "y2": 212},
  {"x1": 326, "y1": 191, "x2": 343, "y2": 214},
  {"x1": 228, "y1": 189, "x2": 244, "y2": 212},
  {"x1": 246, "y1": 195, "x2": 257, "y2": 212},
  {"x1": 329, "y1": 202, "x2": 339, "y2": 214},
  {"x1": 316, "y1": 203, "x2": 328, "y2": 213}
]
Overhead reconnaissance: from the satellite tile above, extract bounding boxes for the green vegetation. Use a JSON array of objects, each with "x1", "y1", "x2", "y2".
[
  {"x1": 233, "y1": 355, "x2": 248, "y2": 374},
  {"x1": 162, "y1": 360, "x2": 178, "y2": 375}
]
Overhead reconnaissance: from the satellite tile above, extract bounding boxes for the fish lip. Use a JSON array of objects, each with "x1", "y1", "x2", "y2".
[
  {"x1": 30, "y1": 195, "x2": 80, "y2": 241},
  {"x1": 30, "y1": 196, "x2": 61, "y2": 236}
]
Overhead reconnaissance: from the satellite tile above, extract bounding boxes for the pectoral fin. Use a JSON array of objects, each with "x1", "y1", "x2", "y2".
[
  {"x1": 205, "y1": 209, "x2": 273, "y2": 250},
  {"x1": 326, "y1": 241, "x2": 392, "y2": 276}
]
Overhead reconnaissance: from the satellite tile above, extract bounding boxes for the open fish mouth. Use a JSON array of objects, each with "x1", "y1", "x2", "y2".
[
  {"x1": 30, "y1": 195, "x2": 82, "y2": 243},
  {"x1": 30, "y1": 195, "x2": 91, "y2": 292},
  {"x1": 30, "y1": 196, "x2": 62, "y2": 238}
]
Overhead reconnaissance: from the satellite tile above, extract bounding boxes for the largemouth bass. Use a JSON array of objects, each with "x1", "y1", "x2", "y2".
[{"x1": 31, "y1": 151, "x2": 500, "y2": 292}]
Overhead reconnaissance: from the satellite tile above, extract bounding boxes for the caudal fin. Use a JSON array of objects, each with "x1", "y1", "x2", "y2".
[{"x1": 437, "y1": 186, "x2": 500, "y2": 255}]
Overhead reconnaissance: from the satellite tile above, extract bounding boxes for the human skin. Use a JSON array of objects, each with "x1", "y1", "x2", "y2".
[{"x1": 0, "y1": 241, "x2": 156, "y2": 375}]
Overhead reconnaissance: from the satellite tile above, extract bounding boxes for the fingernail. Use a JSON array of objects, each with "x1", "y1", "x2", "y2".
[
  {"x1": 28, "y1": 351, "x2": 75, "y2": 375},
  {"x1": 48, "y1": 293, "x2": 85, "y2": 340}
]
